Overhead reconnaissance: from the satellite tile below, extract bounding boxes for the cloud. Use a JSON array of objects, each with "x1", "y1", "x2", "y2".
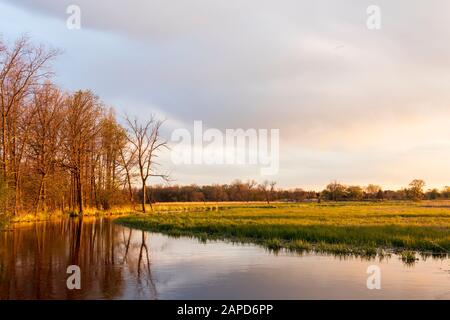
[{"x1": 2, "y1": 0, "x2": 450, "y2": 188}]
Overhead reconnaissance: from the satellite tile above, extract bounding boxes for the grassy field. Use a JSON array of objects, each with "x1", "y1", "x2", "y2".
[{"x1": 116, "y1": 201, "x2": 450, "y2": 259}]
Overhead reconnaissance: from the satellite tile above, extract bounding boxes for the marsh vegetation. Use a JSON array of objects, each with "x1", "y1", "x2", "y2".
[{"x1": 117, "y1": 201, "x2": 450, "y2": 258}]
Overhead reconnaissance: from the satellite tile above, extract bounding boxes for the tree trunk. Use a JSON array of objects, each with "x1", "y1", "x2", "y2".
[
  {"x1": 1, "y1": 111, "x2": 7, "y2": 179},
  {"x1": 141, "y1": 179, "x2": 146, "y2": 213},
  {"x1": 76, "y1": 170, "x2": 83, "y2": 215},
  {"x1": 125, "y1": 170, "x2": 134, "y2": 208},
  {"x1": 35, "y1": 174, "x2": 45, "y2": 215}
]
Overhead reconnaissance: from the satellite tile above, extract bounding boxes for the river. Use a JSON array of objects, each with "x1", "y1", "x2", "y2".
[{"x1": 0, "y1": 217, "x2": 449, "y2": 299}]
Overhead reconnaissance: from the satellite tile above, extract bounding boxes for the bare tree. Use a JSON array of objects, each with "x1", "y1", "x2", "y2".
[
  {"x1": 117, "y1": 138, "x2": 137, "y2": 208},
  {"x1": 0, "y1": 36, "x2": 59, "y2": 214},
  {"x1": 325, "y1": 180, "x2": 346, "y2": 201},
  {"x1": 259, "y1": 180, "x2": 276, "y2": 204},
  {"x1": 125, "y1": 116, "x2": 169, "y2": 213},
  {"x1": 365, "y1": 184, "x2": 382, "y2": 200},
  {"x1": 246, "y1": 179, "x2": 257, "y2": 202},
  {"x1": 27, "y1": 82, "x2": 64, "y2": 214},
  {"x1": 60, "y1": 90, "x2": 102, "y2": 215},
  {"x1": 408, "y1": 179, "x2": 425, "y2": 201},
  {"x1": 1, "y1": 36, "x2": 176, "y2": 217},
  {"x1": 97, "y1": 110, "x2": 125, "y2": 210}
]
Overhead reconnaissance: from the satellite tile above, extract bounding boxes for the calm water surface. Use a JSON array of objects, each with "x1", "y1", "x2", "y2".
[{"x1": 0, "y1": 217, "x2": 449, "y2": 299}]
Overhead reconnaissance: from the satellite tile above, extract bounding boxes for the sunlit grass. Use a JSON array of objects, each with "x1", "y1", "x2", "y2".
[
  {"x1": 4, "y1": 201, "x2": 256, "y2": 225},
  {"x1": 116, "y1": 201, "x2": 450, "y2": 257}
]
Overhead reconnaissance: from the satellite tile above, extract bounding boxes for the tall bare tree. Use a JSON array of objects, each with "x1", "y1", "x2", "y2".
[
  {"x1": 125, "y1": 116, "x2": 169, "y2": 213},
  {"x1": 0, "y1": 36, "x2": 59, "y2": 214},
  {"x1": 117, "y1": 132, "x2": 137, "y2": 208},
  {"x1": 259, "y1": 180, "x2": 276, "y2": 204},
  {"x1": 97, "y1": 110, "x2": 125, "y2": 209},
  {"x1": 246, "y1": 179, "x2": 257, "y2": 202},
  {"x1": 60, "y1": 90, "x2": 102, "y2": 215},
  {"x1": 27, "y1": 83, "x2": 64, "y2": 213}
]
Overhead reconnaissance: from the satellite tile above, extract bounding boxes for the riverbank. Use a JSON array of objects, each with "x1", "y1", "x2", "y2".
[
  {"x1": 0, "y1": 202, "x2": 254, "y2": 227},
  {"x1": 116, "y1": 201, "x2": 450, "y2": 260}
]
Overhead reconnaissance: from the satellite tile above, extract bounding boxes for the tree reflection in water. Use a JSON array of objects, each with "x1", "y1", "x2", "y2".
[{"x1": 0, "y1": 218, "x2": 158, "y2": 299}]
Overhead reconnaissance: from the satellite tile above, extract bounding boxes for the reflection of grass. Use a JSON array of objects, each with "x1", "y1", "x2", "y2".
[
  {"x1": 399, "y1": 251, "x2": 418, "y2": 265},
  {"x1": 116, "y1": 202, "x2": 450, "y2": 258}
]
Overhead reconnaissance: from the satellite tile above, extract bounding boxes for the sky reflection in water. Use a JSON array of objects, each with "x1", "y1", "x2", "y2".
[{"x1": 0, "y1": 217, "x2": 449, "y2": 300}]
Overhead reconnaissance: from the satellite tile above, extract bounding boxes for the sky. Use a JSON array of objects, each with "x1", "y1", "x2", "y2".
[{"x1": 1, "y1": 0, "x2": 450, "y2": 190}]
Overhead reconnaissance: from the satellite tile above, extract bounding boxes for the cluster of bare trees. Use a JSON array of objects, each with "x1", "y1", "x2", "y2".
[
  {"x1": 0, "y1": 36, "x2": 167, "y2": 216},
  {"x1": 149, "y1": 179, "x2": 450, "y2": 203},
  {"x1": 321, "y1": 179, "x2": 450, "y2": 201},
  {"x1": 150, "y1": 180, "x2": 312, "y2": 204}
]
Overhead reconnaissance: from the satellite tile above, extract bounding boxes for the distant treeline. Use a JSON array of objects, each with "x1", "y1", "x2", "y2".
[{"x1": 146, "y1": 179, "x2": 450, "y2": 203}]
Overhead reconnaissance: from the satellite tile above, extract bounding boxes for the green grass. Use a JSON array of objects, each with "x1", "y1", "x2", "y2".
[
  {"x1": 116, "y1": 201, "x2": 450, "y2": 258},
  {"x1": 399, "y1": 251, "x2": 419, "y2": 265},
  {"x1": 6, "y1": 202, "x2": 237, "y2": 224},
  {"x1": 1, "y1": 203, "x2": 225, "y2": 230}
]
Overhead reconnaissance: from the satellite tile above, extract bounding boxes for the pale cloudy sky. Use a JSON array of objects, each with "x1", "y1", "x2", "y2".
[{"x1": 1, "y1": 0, "x2": 450, "y2": 189}]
